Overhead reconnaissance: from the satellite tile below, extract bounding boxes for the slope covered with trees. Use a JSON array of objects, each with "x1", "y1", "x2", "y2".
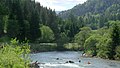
[
  {"x1": 59, "y1": 0, "x2": 120, "y2": 29},
  {"x1": 0, "y1": 0, "x2": 59, "y2": 42},
  {"x1": 59, "y1": 0, "x2": 120, "y2": 18},
  {"x1": 58, "y1": 0, "x2": 120, "y2": 60}
]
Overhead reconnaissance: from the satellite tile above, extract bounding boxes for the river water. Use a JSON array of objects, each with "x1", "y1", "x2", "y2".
[{"x1": 30, "y1": 51, "x2": 120, "y2": 68}]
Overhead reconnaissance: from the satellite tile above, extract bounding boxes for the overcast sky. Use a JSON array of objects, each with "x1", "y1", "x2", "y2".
[{"x1": 35, "y1": 0, "x2": 87, "y2": 11}]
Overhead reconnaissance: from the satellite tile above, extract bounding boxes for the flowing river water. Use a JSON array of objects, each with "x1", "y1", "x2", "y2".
[{"x1": 30, "y1": 51, "x2": 120, "y2": 68}]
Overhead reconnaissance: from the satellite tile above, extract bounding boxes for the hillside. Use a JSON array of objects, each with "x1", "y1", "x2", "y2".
[
  {"x1": 0, "y1": 0, "x2": 59, "y2": 42},
  {"x1": 59, "y1": 0, "x2": 120, "y2": 19},
  {"x1": 57, "y1": 0, "x2": 120, "y2": 60}
]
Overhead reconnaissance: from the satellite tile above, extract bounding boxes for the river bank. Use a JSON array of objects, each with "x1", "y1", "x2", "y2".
[{"x1": 29, "y1": 43, "x2": 81, "y2": 53}]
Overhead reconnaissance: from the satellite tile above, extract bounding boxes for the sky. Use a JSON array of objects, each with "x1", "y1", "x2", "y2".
[{"x1": 35, "y1": 0, "x2": 87, "y2": 11}]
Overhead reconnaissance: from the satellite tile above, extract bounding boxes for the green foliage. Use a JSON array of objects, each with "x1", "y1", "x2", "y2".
[
  {"x1": 7, "y1": 20, "x2": 20, "y2": 38},
  {"x1": 56, "y1": 32, "x2": 70, "y2": 51},
  {"x1": 74, "y1": 27, "x2": 92, "y2": 50},
  {"x1": 39, "y1": 25, "x2": 55, "y2": 42},
  {"x1": 57, "y1": 32, "x2": 69, "y2": 44},
  {"x1": 115, "y1": 46, "x2": 120, "y2": 60},
  {"x1": 110, "y1": 21, "x2": 120, "y2": 47},
  {"x1": 0, "y1": 36, "x2": 10, "y2": 42},
  {"x1": 84, "y1": 35, "x2": 101, "y2": 56},
  {"x1": 0, "y1": 0, "x2": 9, "y2": 15},
  {"x1": 0, "y1": 0, "x2": 59, "y2": 42},
  {"x1": 80, "y1": 21, "x2": 120, "y2": 60},
  {"x1": 0, "y1": 15, "x2": 9, "y2": 37},
  {"x1": 59, "y1": 0, "x2": 120, "y2": 29},
  {"x1": 109, "y1": 21, "x2": 120, "y2": 59},
  {"x1": 97, "y1": 37, "x2": 112, "y2": 59},
  {"x1": 0, "y1": 18, "x2": 4, "y2": 36},
  {"x1": 64, "y1": 43, "x2": 80, "y2": 51},
  {"x1": 59, "y1": 0, "x2": 120, "y2": 19},
  {"x1": 30, "y1": 43, "x2": 57, "y2": 52},
  {"x1": 0, "y1": 38, "x2": 30, "y2": 68},
  {"x1": 3, "y1": 15, "x2": 9, "y2": 33}
]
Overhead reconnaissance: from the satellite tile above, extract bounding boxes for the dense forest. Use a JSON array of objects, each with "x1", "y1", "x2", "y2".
[
  {"x1": 0, "y1": 0, "x2": 120, "y2": 67},
  {"x1": 59, "y1": 0, "x2": 120, "y2": 28},
  {"x1": 58, "y1": 0, "x2": 120, "y2": 60},
  {"x1": 0, "y1": 0, "x2": 61, "y2": 43}
]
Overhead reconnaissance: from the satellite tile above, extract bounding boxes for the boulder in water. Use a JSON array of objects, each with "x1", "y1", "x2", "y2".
[
  {"x1": 56, "y1": 58, "x2": 59, "y2": 60},
  {"x1": 66, "y1": 61, "x2": 74, "y2": 63},
  {"x1": 79, "y1": 60, "x2": 81, "y2": 63}
]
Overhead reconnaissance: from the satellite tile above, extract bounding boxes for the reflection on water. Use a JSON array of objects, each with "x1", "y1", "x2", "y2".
[{"x1": 30, "y1": 51, "x2": 120, "y2": 68}]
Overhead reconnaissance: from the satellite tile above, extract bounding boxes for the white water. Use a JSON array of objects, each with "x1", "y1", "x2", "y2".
[{"x1": 30, "y1": 51, "x2": 120, "y2": 68}]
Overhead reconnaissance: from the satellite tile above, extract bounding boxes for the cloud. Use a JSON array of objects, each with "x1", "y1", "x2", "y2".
[{"x1": 35, "y1": 0, "x2": 87, "y2": 11}]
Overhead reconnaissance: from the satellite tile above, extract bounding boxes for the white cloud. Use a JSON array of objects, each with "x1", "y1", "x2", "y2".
[{"x1": 35, "y1": 0, "x2": 87, "y2": 11}]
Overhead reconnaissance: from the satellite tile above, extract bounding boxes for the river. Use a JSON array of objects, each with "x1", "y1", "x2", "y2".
[{"x1": 30, "y1": 51, "x2": 120, "y2": 68}]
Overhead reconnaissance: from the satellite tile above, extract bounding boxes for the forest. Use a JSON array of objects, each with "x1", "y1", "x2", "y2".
[{"x1": 0, "y1": 0, "x2": 120, "y2": 67}]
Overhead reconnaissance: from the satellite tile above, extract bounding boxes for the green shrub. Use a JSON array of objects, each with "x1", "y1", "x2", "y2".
[
  {"x1": 84, "y1": 35, "x2": 101, "y2": 56},
  {"x1": 0, "y1": 38, "x2": 30, "y2": 68},
  {"x1": 97, "y1": 50, "x2": 110, "y2": 59},
  {"x1": 96, "y1": 37, "x2": 112, "y2": 59}
]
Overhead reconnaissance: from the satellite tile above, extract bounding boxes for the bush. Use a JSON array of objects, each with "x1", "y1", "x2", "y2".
[
  {"x1": 96, "y1": 37, "x2": 112, "y2": 59},
  {"x1": 0, "y1": 39, "x2": 30, "y2": 68},
  {"x1": 39, "y1": 25, "x2": 55, "y2": 42},
  {"x1": 74, "y1": 27, "x2": 92, "y2": 50},
  {"x1": 97, "y1": 50, "x2": 110, "y2": 59},
  {"x1": 84, "y1": 35, "x2": 101, "y2": 56}
]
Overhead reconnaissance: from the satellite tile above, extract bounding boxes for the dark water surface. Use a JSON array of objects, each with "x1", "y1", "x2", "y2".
[{"x1": 30, "y1": 51, "x2": 120, "y2": 68}]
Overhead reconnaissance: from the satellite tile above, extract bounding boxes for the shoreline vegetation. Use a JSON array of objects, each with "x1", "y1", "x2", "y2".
[
  {"x1": 30, "y1": 43, "x2": 81, "y2": 53},
  {"x1": 0, "y1": 39, "x2": 120, "y2": 68},
  {"x1": 0, "y1": 39, "x2": 30, "y2": 68}
]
